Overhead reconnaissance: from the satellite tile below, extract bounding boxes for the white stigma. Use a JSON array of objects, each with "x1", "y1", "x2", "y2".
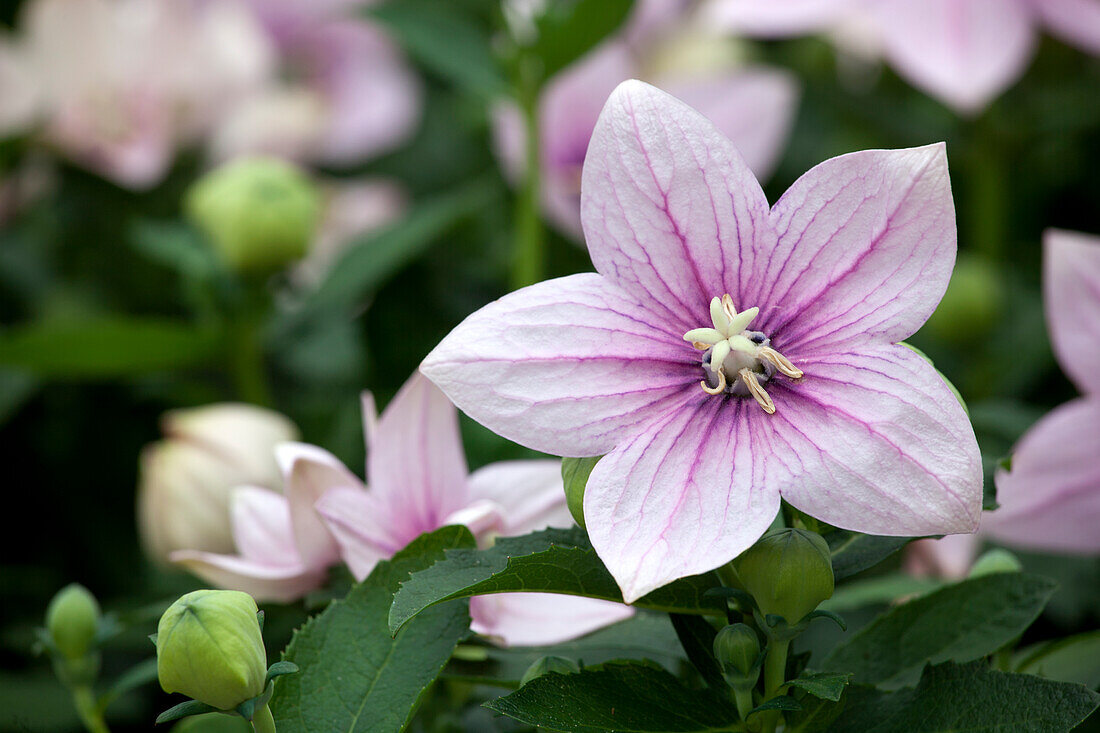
[{"x1": 682, "y1": 294, "x2": 803, "y2": 412}]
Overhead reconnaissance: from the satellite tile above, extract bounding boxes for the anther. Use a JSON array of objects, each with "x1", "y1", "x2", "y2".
[
  {"x1": 757, "y1": 346, "x2": 803, "y2": 379},
  {"x1": 701, "y1": 369, "x2": 726, "y2": 395},
  {"x1": 739, "y1": 368, "x2": 776, "y2": 414}
]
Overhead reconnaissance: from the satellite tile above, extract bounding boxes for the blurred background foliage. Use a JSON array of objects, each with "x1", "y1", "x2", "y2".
[{"x1": 1, "y1": 0, "x2": 1099, "y2": 729}]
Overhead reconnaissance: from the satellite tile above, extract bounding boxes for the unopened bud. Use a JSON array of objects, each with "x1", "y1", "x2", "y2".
[
  {"x1": 561, "y1": 456, "x2": 600, "y2": 530},
  {"x1": 713, "y1": 623, "x2": 761, "y2": 690},
  {"x1": 187, "y1": 156, "x2": 320, "y2": 273},
  {"x1": 734, "y1": 528, "x2": 834, "y2": 626},
  {"x1": 157, "y1": 590, "x2": 267, "y2": 710},
  {"x1": 968, "y1": 548, "x2": 1022, "y2": 578},
  {"x1": 922, "y1": 254, "x2": 1004, "y2": 345},
  {"x1": 46, "y1": 584, "x2": 100, "y2": 661},
  {"x1": 520, "y1": 655, "x2": 580, "y2": 686}
]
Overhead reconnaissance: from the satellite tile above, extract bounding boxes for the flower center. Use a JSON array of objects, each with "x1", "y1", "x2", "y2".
[{"x1": 682, "y1": 294, "x2": 803, "y2": 414}]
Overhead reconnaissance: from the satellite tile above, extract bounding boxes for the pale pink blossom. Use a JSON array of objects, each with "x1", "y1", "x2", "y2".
[
  {"x1": 424, "y1": 81, "x2": 982, "y2": 602},
  {"x1": 703, "y1": 0, "x2": 1100, "y2": 113},
  {"x1": 316, "y1": 374, "x2": 633, "y2": 646},
  {"x1": 494, "y1": 3, "x2": 797, "y2": 239},
  {"x1": 904, "y1": 534, "x2": 980, "y2": 580}
]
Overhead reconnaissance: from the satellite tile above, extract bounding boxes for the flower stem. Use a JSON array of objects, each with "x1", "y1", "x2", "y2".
[
  {"x1": 734, "y1": 687, "x2": 754, "y2": 723},
  {"x1": 511, "y1": 56, "x2": 544, "y2": 291},
  {"x1": 73, "y1": 686, "x2": 110, "y2": 733},
  {"x1": 759, "y1": 638, "x2": 790, "y2": 733},
  {"x1": 252, "y1": 703, "x2": 276, "y2": 733}
]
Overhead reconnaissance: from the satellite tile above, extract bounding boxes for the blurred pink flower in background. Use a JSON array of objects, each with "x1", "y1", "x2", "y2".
[
  {"x1": 13, "y1": 0, "x2": 274, "y2": 188},
  {"x1": 703, "y1": 0, "x2": 1100, "y2": 113},
  {"x1": 316, "y1": 374, "x2": 633, "y2": 646},
  {"x1": 495, "y1": 0, "x2": 798, "y2": 239},
  {"x1": 211, "y1": 0, "x2": 421, "y2": 167}
]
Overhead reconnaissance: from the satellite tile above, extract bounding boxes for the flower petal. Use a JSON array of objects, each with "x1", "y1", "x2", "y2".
[
  {"x1": 774, "y1": 344, "x2": 982, "y2": 536},
  {"x1": 367, "y1": 372, "x2": 470, "y2": 539},
  {"x1": 584, "y1": 394, "x2": 782, "y2": 603},
  {"x1": 467, "y1": 460, "x2": 575, "y2": 535},
  {"x1": 421, "y1": 273, "x2": 696, "y2": 457},
  {"x1": 700, "y1": 0, "x2": 856, "y2": 37},
  {"x1": 904, "y1": 534, "x2": 980, "y2": 579},
  {"x1": 757, "y1": 144, "x2": 957, "y2": 357},
  {"x1": 228, "y1": 487, "x2": 300, "y2": 565},
  {"x1": 170, "y1": 550, "x2": 324, "y2": 604},
  {"x1": 1035, "y1": 0, "x2": 1100, "y2": 55},
  {"x1": 315, "y1": 485, "x2": 399, "y2": 581},
  {"x1": 469, "y1": 592, "x2": 634, "y2": 647},
  {"x1": 986, "y1": 397, "x2": 1100, "y2": 554},
  {"x1": 1044, "y1": 229, "x2": 1100, "y2": 395},
  {"x1": 581, "y1": 80, "x2": 771, "y2": 333},
  {"x1": 870, "y1": 0, "x2": 1036, "y2": 113},
  {"x1": 276, "y1": 442, "x2": 358, "y2": 569}
]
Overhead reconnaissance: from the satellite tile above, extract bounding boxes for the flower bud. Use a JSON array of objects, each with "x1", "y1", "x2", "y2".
[
  {"x1": 157, "y1": 590, "x2": 267, "y2": 711},
  {"x1": 734, "y1": 528, "x2": 834, "y2": 625},
  {"x1": 921, "y1": 254, "x2": 1004, "y2": 345},
  {"x1": 968, "y1": 548, "x2": 1022, "y2": 578},
  {"x1": 186, "y1": 156, "x2": 321, "y2": 273},
  {"x1": 520, "y1": 655, "x2": 580, "y2": 686},
  {"x1": 712, "y1": 623, "x2": 761, "y2": 690},
  {"x1": 561, "y1": 456, "x2": 600, "y2": 530},
  {"x1": 45, "y1": 584, "x2": 100, "y2": 661},
  {"x1": 137, "y1": 403, "x2": 298, "y2": 562}
]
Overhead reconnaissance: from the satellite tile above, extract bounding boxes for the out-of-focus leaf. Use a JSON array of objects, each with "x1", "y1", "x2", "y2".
[
  {"x1": 787, "y1": 672, "x2": 851, "y2": 702},
  {"x1": 129, "y1": 220, "x2": 221, "y2": 280},
  {"x1": 0, "y1": 318, "x2": 222, "y2": 378},
  {"x1": 1013, "y1": 631, "x2": 1100, "y2": 688},
  {"x1": 669, "y1": 614, "x2": 724, "y2": 689},
  {"x1": 826, "y1": 531, "x2": 917, "y2": 580},
  {"x1": 822, "y1": 573, "x2": 943, "y2": 613},
  {"x1": 531, "y1": 0, "x2": 634, "y2": 79},
  {"x1": 0, "y1": 368, "x2": 37, "y2": 424},
  {"x1": 369, "y1": 1, "x2": 507, "y2": 97},
  {"x1": 824, "y1": 573, "x2": 1057, "y2": 688}
]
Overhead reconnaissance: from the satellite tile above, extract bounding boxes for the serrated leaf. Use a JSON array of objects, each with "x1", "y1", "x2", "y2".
[
  {"x1": 531, "y1": 0, "x2": 634, "y2": 79},
  {"x1": 824, "y1": 573, "x2": 1057, "y2": 688},
  {"x1": 1013, "y1": 630, "x2": 1100, "y2": 688},
  {"x1": 787, "y1": 672, "x2": 851, "y2": 702},
  {"x1": 824, "y1": 662, "x2": 1100, "y2": 732},
  {"x1": 826, "y1": 531, "x2": 917, "y2": 580},
  {"x1": 271, "y1": 526, "x2": 475, "y2": 733},
  {"x1": 484, "y1": 661, "x2": 738, "y2": 732},
  {"x1": 388, "y1": 528, "x2": 724, "y2": 635}
]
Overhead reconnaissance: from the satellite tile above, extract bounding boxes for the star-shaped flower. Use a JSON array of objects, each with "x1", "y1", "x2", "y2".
[{"x1": 422, "y1": 80, "x2": 982, "y2": 602}]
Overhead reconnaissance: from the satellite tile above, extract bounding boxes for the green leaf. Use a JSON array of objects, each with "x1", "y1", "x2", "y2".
[
  {"x1": 484, "y1": 661, "x2": 738, "y2": 732},
  {"x1": 787, "y1": 672, "x2": 851, "y2": 702},
  {"x1": 821, "y1": 573, "x2": 943, "y2": 613},
  {"x1": 0, "y1": 368, "x2": 37, "y2": 424},
  {"x1": 369, "y1": 1, "x2": 507, "y2": 97},
  {"x1": 0, "y1": 318, "x2": 221, "y2": 378},
  {"x1": 824, "y1": 662, "x2": 1100, "y2": 732},
  {"x1": 129, "y1": 220, "x2": 221, "y2": 280},
  {"x1": 824, "y1": 573, "x2": 1057, "y2": 688},
  {"x1": 99, "y1": 657, "x2": 158, "y2": 711},
  {"x1": 530, "y1": 0, "x2": 635, "y2": 79},
  {"x1": 156, "y1": 700, "x2": 219, "y2": 724},
  {"x1": 277, "y1": 181, "x2": 498, "y2": 332},
  {"x1": 825, "y1": 531, "x2": 919, "y2": 581},
  {"x1": 1013, "y1": 630, "x2": 1100, "y2": 688},
  {"x1": 388, "y1": 528, "x2": 725, "y2": 635},
  {"x1": 669, "y1": 614, "x2": 724, "y2": 689},
  {"x1": 749, "y1": 696, "x2": 802, "y2": 715},
  {"x1": 271, "y1": 526, "x2": 475, "y2": 733}
]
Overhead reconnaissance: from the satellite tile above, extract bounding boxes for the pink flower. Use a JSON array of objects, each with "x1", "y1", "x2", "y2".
[
  {"x1": 703, "y1": 0, "x2": 1100, "y2": 113},
  {"x1": 494, "y1": 3, "x2": 797, "y2": 239},
  {"x1": 315, "y1": 373, "x2": 633, "y2": 646},
  {"x1": 984, "y1": 230, "x2": 1100, "y2": 554},
  {"x1": 423, "y1": 80, "x2": 982, "y2": 602}
]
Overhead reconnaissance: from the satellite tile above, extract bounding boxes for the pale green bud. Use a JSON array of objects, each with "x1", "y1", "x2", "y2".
[
  {"x1": 186, "y1": 157, "x2": 320, "y2": 273},
  {"x1": 46, "y1": 583, "x2": 100, "y2": 661},
  {"x1": 561, "y1": 456, "x2": 600, "y2": 530},
  {"x1": 520, "y1": 655, "x2": 580, "y2": 686},
  {"x1": 157, "y1": 590, "x2": 267, "y2": 710},
  {"x1": 712, "y1": 623, "x2": 761, "y2": 690},
  {"x1": 968, "y1": 548, "x2": 1022, "y2": 578},
  {"x1": 734, "y1": 528, "x2": 834, "y2": 625},
  {"x1": 922, "y1": 254, "x2": 1004, "y2": 345}
]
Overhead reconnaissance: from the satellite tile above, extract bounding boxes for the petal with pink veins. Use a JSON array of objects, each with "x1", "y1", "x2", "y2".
[
  {"x1": 227, "y1": 487, "x2": 300, "y2": 566},
  {"x1": 986, "y1": 397, "x2": 1100, "y2": 553},
  {"x1": 775, "y1": 344, "x2": 982, "y2": 536},
  {"x1": 170, "y1": 550, "x2": 326, "y2": 604},
  {"x1": 421, "y1": 273, "x2": 696, "y2": 457},
  {"x1": 584, "y1": 394, "x2": 782, "y2": 603},
  {"x1": 315, "y1": 485, "x2": 400, "y2": 581},
  {"x1": 276, "y1": 442, "x2": 358, "y2": 568},
  {"x1": 469, "y1": 592, "x2": 634, "y2": 647},
  {"x1": 1044, "y1": 229, "x2": 1100, "y2": 395},
  {"x1": 467, "y1": 460, "x2": 575, "y2": 535}
]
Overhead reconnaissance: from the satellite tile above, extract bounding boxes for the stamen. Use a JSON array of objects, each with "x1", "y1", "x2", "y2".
[
  {"x1": 701, "y1": 369, "x2": 726, "y2": 395},
  {"x1": 692, "y1": 341, "x2": 709, "y2": 351},
  {"x1": 739, "y1": 368, "x2": 776, "y2": 414},
  {"x1": 757, "y1": 346, "x2": 804, "y2": 379},
  {"x1": 721, "y1": 293, "x2": 737, "y2": 322}
]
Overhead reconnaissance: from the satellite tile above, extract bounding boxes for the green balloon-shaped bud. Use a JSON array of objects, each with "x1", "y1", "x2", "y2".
[
  {"x1": 46, "y1": 583, "x2": 101, "y2": 661},
  {"x1": 186, "y1": 157, "x2": 320, "y2": 273},
  {"x1": 968, "y1": 548, "x2": 1022, "y2": 578},
  {"x1": 734, "y1": 528, "x2": 834, "y2": 626},
  {"x1": 922, "y1": 254, "x2": 1004, "y2": 345},
  {"x1": 561, "y1": 456, "x2": 601, "y2": 530},
  {"x1": 157, "y1": 590, "x2": 267, "y2": 711},
  {"x1": 713, "y1": 623, "x2": 761, "y2": 690},
  {"x1": 520, "y1": 655, "x2": 580, "y2": 686}
]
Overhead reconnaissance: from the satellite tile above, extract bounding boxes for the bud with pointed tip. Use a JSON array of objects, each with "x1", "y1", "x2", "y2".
[
  {"x1": 713, "y1": 623, "x2": 761, "y2": 691},
  {"x1": 46, "y1": 584, "x2": 100, "y2": 661},
  {"x1": 734, "y1": 528, "x2": 834, "y2": 627},
  {"x1": 156, "y1": 590, "x2": 267, "y2": 711},
  {"x1": 186, "y1": 156, "x2": 321, "y2": 273},
  {"x1": 520, "y1": 655, "x2": 580, "y2": 686}
]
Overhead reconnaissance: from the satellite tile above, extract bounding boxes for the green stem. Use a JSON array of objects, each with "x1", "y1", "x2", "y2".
[
  {"x1": 760, "y1": 639, "x2": 791, "y2": 733},
  {"x1": 228, "y1": 311, "x2": 272, "y2": 408},
  {"x1": 968, "y1": 134, "x2": 1006, "y2": 261},
  {"x1": 511, "y1": 56, "x2": 544, "y2": 291},
  {"x1": 73, "y1": 686, "x2": 110, "y2": 733},
  {"x1": 252, "y1": 703, "x2": 276, "y2": 733},
  {"x1": 734, "y1": 687, "x2": 754, "y2": 722}
]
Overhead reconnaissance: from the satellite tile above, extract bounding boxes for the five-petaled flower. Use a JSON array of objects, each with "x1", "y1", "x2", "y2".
[{"x1": 422, "y1": 80, "x2": 983, "y2": 602}]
